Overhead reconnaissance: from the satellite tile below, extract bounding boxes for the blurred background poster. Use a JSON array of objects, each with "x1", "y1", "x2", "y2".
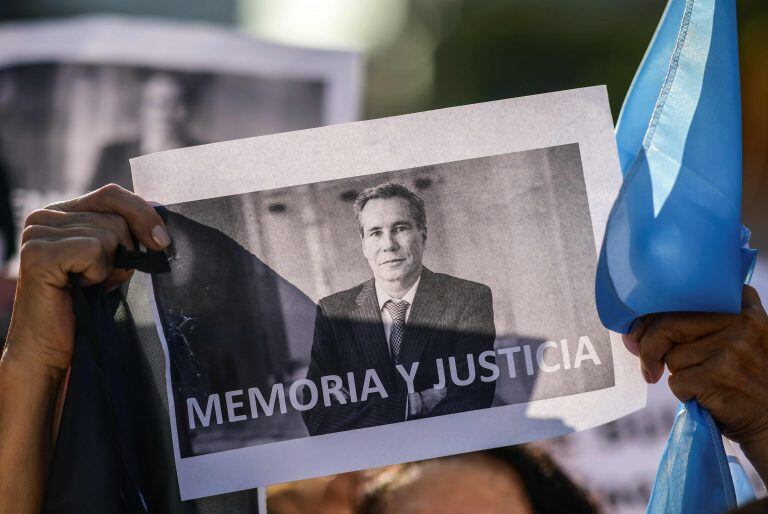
[
  {"x1": 0, "y1": 1, "x2": 766, "y2": 513},
  {"x1": 0, "y1": 15, "x2": 362, "y2": 276}
]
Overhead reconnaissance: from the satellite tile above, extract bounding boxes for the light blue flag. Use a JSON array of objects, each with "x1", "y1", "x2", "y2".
[
  {"x1": 596, "y1": 0, "x2": 757, "y2": 335},
  {"x1": 594, "y1": 0, "x2": 758, "y2": 511}
]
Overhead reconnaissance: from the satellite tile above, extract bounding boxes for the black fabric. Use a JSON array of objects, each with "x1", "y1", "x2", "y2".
[
  {"x1": 114, "y1": 245, "x2": 171, "y2": 274},
  {"x1": 43, "y1": 262, "x2": 263, "y2": 512},
  {"x1": 44, "y1": 280, "x2": 146, "y2": 514},
  {"x1": 150, "y1": 208, "x2": 310, "y2": 457}
]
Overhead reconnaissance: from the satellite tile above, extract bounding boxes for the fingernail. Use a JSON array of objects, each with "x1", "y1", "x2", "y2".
[
  {"x1": 641, "y1": 367, "x2": 652, "y2": 383},
  {"x1": 151, "y1": 225, "x2": 171, "y2": 248}
]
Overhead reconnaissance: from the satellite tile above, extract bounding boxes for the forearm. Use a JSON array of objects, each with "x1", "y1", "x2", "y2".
[{"x1": 0, "y1": 342, "x2": 65, "y2": 513}]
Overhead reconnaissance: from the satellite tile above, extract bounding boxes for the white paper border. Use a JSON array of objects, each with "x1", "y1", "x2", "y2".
[{"x1": 135, "y1": 86, "x2": 645, "y2": 500}]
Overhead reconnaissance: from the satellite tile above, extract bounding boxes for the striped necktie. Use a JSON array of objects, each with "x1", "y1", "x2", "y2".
[{"x1": 384, "y1": 300, "x2": 409, "y2": 362}]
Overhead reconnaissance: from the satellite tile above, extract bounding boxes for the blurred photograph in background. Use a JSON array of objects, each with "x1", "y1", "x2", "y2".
[
  {"x1": 0, "y1": 15, "x2": 361, "y2": 276},
  {"x1": 0, "y1": 62, "x2": 323, "y2": 197}
]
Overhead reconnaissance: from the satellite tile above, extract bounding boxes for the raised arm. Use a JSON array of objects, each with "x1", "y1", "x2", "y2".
[{"x1": 0, "y1": 184, "x2": 170, "y2": 513}]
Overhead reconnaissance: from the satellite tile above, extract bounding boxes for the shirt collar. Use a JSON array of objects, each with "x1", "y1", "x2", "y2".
[{"x1": 375, "y1": 275, "x2": 421, "y2": 311}]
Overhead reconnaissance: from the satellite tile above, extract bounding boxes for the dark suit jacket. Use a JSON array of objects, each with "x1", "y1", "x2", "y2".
[{"x1": 303, "y1": 267, "x2": 496, "y2": 436}]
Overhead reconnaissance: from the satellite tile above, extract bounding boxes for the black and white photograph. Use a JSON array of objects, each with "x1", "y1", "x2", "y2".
[
  {"x1": 130, "y1": 86, "x2": 645, "y2": 498},
  {"x1": 152, "y1": 144, "x2": 614, "y2": 457},
  {"x1": 0, "y1": 60, "x2": 324, "y2": 195}
]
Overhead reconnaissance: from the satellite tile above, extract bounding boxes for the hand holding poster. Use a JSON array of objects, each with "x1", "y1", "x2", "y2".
[{"x1": 127, "y1": 86, "x2": 645, "y2": 500}]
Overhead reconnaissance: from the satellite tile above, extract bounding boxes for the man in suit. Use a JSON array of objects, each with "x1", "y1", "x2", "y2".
[{"x1": 303, "y1": 182, "x2": 496, "y2": 436}]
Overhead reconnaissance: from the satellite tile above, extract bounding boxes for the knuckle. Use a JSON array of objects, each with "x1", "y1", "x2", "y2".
[
  {"x1": 726, "y1": 337, "x2": 745, "y2": 361},
  {"x1": 714, "y1": 355, "x2": 743, "y2": 390},
  {"x1": 44, "y1": 197, "x2": 76, "y2": 211},
  {"x1": 628, "y1": 316, "x2": 649, "y2": 342},
  {"x1": 41, "y1": 200, "x2": 61, "y2": 210},
  {"x1": 81, "y1": 212, "x2": 102, "y2": 228},
  {"x1": 18, "y1": 240, "x2": 46, "y2": 270},
  {"x1": 665, "y1": 352, "x2": 682, "y2": 373},
  {"x1": 21, "y1": 224, "x2": 42, "y2": 244},
  {"x1": 80, "y1": 236, "x2": 105, "y2": 259},
  {"x1": 722, "y1": 343, "x2": 760, "y2": 387},
  {"x1": 99, "y1": 183, "x2": 125, "y2": 195},
  {"x1": 24, "y1": 209, "x2": 50, "y2": 228},
  {"x1": 667, "y1": 374, "x2": 688, "y2": 400},
  {"x1": 74, "y1": 210, "x2": 93, "y2": 222},
  {"x1": 638, "y1": 346, "x2": 653, "y2": 368},
  {"x1": 19, "y1": 239, "x2": 44, "y2": 258},
  {"x1": 730, "y1": 336, "x2": 754, "y2": 361},
  {"x1": 639, "y1": 335, "x2": 664, "y2": 364},
  {"x1": 103, "y1": 228, "x2": 120, "y2": 250},
  {"x1": 652, "y1": 315, "x2": 673, "y2": 335},
  {"x1": 658, "y1": 323, "x2": 685, "y2": 345},
  {"x1": 97, "y1": 183, "x2": 128, "y2": 202},
  {"x1": 107, "y1": 213, "x2": 130, "y2": 235}
]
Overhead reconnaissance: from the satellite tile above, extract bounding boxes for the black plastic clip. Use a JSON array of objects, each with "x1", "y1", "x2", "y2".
[{"x1": 114, "y1": 245, "x2": 170, "y2": 274}]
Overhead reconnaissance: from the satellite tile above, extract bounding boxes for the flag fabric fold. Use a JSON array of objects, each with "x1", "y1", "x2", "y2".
[
  {"x1": 596, "y1": 0, "x2": 755, "y2": 335},
  {"x1": 594, "y1": 0, "x2": 758, "y2": 511}
]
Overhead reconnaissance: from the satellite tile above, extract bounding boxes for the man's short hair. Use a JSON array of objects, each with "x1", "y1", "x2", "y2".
[{"x1": 353, "y1": 182, "x2": 427, "y2": 239}]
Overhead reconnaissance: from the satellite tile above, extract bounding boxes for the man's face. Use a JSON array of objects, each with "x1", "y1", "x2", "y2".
[{"x1": 360, "y1": 197, "x2": 425, "y2": 285}]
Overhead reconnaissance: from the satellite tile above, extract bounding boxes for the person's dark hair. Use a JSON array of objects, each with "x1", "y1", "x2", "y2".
[
  {"x1": 358, "y1": 445, "x2": 600, "y2": 514},
  {"x1": 353, "y1": 182, "x2": 427, "y2": 239}
]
